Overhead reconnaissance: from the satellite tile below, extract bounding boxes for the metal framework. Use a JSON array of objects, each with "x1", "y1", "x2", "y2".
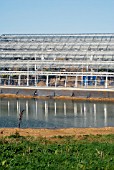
[{"x1": 0, "y1": 33, "x2": 114, "y2": 88}]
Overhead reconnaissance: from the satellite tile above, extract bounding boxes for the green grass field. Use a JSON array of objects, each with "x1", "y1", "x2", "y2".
[{"x1": 0, "y1": 132, "x2": 114, "y2": 170}]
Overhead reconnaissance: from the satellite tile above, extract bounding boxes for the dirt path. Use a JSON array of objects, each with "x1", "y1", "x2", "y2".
[{"x1": 0, "y1": 127, "x2": 114, "y2": 138}]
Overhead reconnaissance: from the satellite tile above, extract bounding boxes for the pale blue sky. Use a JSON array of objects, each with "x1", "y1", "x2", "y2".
[{"x1": 0, "y1": 0, "x2": 114, "y2": 34}]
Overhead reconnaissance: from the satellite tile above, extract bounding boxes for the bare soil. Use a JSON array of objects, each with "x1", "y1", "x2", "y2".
[
  {"x1": 1, "y1": 94, "x2": 114, "y2": 102},
  {"x1": 0, "y1": 127, "x2": 114, "y2": 138}
]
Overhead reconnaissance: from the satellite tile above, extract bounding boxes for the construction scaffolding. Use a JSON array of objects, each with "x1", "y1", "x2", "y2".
[{"x1": 0, "y1": 33, "x2": 114, "y2": 88}]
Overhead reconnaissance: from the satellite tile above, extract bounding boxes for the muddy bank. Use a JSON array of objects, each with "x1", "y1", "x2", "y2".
[
  {"x1": 0, "y1": 127, "x2": 114, "y2": 138},
  {"x1": 1, "y1": 87, "x2": 114, "y2": 102},
  {"x1": 1, "y1": 94, "x2": 114, "y2": 102}
]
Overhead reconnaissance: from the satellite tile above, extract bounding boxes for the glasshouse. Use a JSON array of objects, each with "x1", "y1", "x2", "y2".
[{"x1": 0, "y1": 33, "x2": 114, "y2": 88}]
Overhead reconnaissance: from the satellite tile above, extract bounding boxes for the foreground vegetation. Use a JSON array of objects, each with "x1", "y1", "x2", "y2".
[{"x1": 0, "y1": 132, "x2": 114, "y2": 170}]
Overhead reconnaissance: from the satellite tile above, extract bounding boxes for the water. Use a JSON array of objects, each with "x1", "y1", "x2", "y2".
[{"x1": 0, "y1": 98, "x2": 114, "y2": 128}]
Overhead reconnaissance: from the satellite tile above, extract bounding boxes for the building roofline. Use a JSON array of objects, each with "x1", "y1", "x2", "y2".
[{"x1": 1, "y1": 33, "x2": 114, "y2": 37}]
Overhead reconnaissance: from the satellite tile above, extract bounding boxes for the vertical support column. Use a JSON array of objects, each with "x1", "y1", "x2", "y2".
[
  {"x1": 8, "y1": 76, "x2": 10, "y2": 85},
  {"x1": 64, "y1": 76, "x2": 67, "y2": 87},
  {"x1": 95, "y1": 76, "x2": 97, "y2": 88},
  {"x1": 35, "y1": 63, "x2": 37, "y2": 86},
  {"x1": 27, "y1": 74, "x2": 29, "y2": 86},
  {"x1": 18, "y1": 75, "x2": 21, "y2": 86},
  {"x1": 35, "y1": 64, "x2": 37, "y2": 71},
  {"x1": 35, "y1": 74, "x2": 37, "y2": 86},
  {"x1": 86, "y1": 76, "x2": 88, "y2": 87},
  {"x1": 81, "y1": 75, "x2": 83, "y2": 87},
  {"x1": 46, "y1": 75, "x2": 48, "y2": 87},
  {"x1": 41, "y1": 42, "x2": 44, "y2": 60},
  {"x1": 37, "y1": 75, "x2": 38, "y2": 86},
  {"x1": 27, "y1": 65, "x2": 29, "y2": 86},
  {"x1": 75, "y1": 76, "x2": 77, "y2": 87},
  {"x1": 55, "y1": 76, "x2": 57, "y2": 87},
  {"x1": 105, "y1": 76, "x2": 108, "y2": 88},
  {"x1": 84, "y1": 76, "x2": 87, "y2": 87},
  {"x1": 0, "y1": 76, "x2": 1, "y2": 85}
]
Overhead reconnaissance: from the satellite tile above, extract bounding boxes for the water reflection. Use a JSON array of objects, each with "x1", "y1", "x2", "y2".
[
  {"x1": 8, "y1": 100, "x2": 10, "y2": 116},
  {"x1": 93, "y1": 104, "x2": 97, "y2": 126},
  {"x1": 0, "y1": 98, "x2": 114, "y2": 128},
  {"x1": 54, "y1": 102, "x2": 56, "y2": 116},
  {"x1": 45, "y1": 101, "x2": 48, "y2": 121},
  {"x1": 26, "y1": 100, "x2": 29, "y2": 120},
  {"x1": 35, "y1": 100, "x2": 38, "y2": 119},
  {"x1": 64, "y1": 102, "x2": 66, "y2": 116},
  {"x1": 104, "y1": 104, "x2": 107, "y2": 127},
  {"x1": 83, "y1": 103, "x2": 87, "y2": 127},
  {"x1": 74, "y1": 103, "x2": 77, "y2": 116}
]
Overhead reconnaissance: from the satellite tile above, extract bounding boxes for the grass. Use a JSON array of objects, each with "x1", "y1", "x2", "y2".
[{"x1": 0, "y1": 133, "x2": 114, "y2": 170}]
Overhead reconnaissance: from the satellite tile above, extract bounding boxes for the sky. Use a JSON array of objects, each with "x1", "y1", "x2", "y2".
[{"x1": 0, "y1": 0, "x2": 114, "y2": 34}]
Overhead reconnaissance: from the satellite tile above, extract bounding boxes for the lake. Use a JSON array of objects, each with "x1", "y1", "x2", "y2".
[{"x1": 0, "y1": 98, "x2": 114, "y2": 128}]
